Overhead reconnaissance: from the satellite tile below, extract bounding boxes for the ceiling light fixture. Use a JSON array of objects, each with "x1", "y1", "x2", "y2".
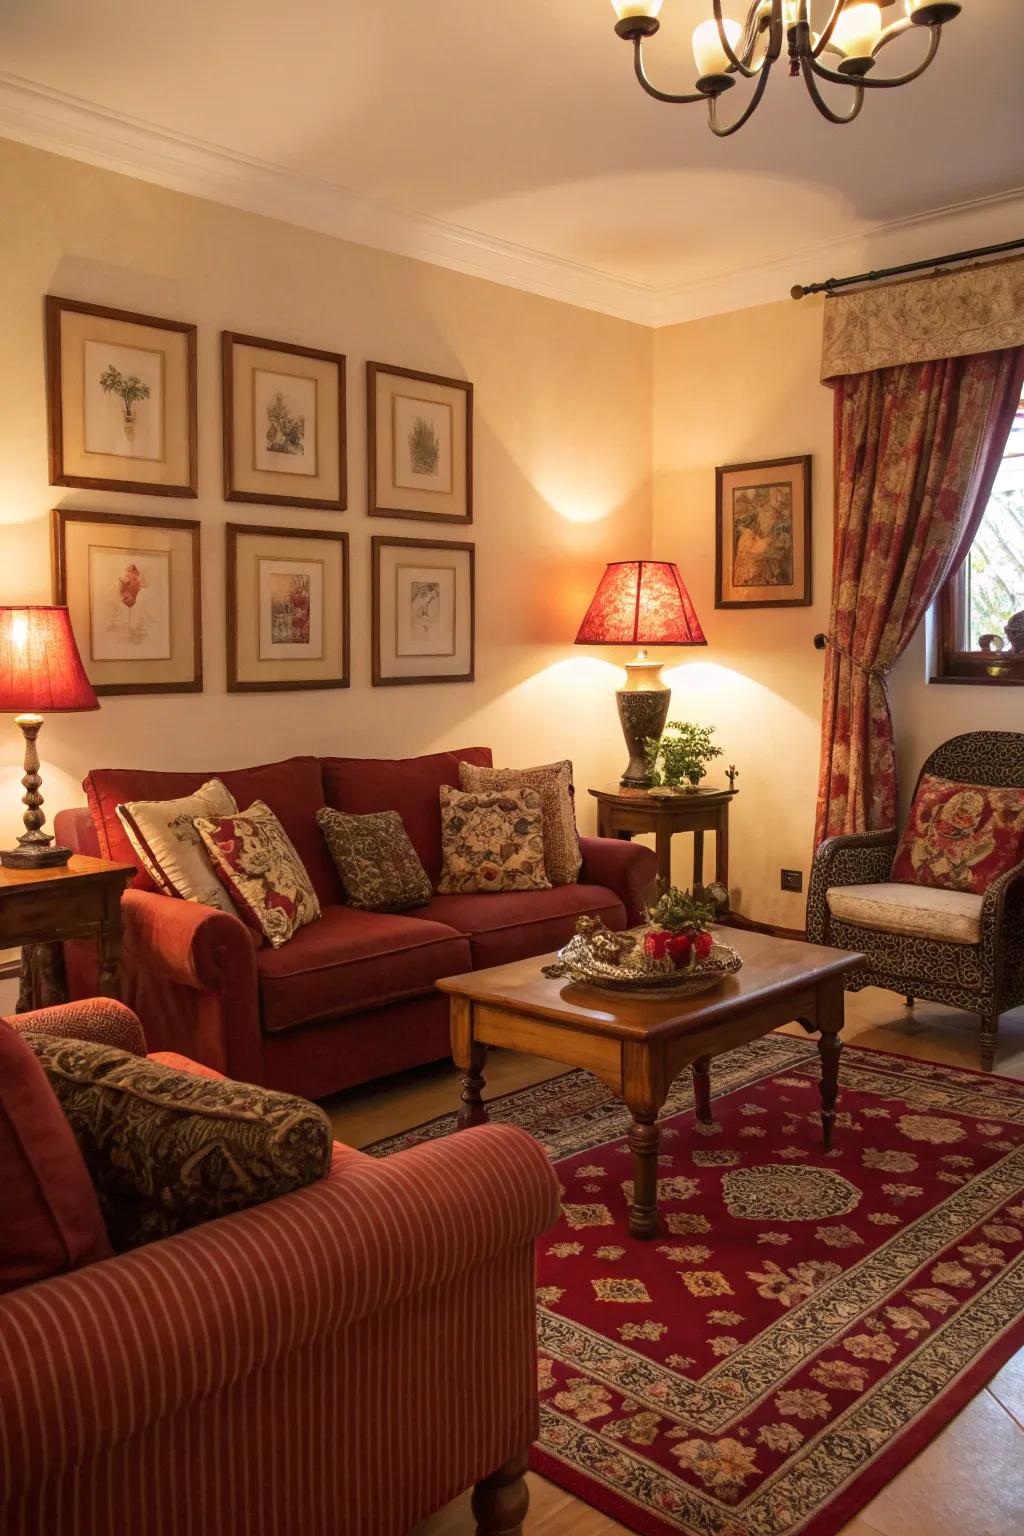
[{"x1": 610, "y1": 0, "x2": 961, "y2": 135}]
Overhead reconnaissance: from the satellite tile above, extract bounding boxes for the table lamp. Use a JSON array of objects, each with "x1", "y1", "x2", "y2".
[
  {"x1": 574, "y1": 560, "x2": 706, "y2": 788},
  {"x1": 0, "y1": 606, "x2": 98, "y2": 869}
]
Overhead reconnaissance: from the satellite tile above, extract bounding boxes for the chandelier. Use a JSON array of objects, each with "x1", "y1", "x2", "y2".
[{"x1": 610, "y1": 1, "x2": 961, "y2": 134}]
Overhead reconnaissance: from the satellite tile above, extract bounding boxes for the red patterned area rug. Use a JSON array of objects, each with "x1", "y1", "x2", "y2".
[{"x1": 368, "y1": 1036, "x2": 1024, "y2": 1536}]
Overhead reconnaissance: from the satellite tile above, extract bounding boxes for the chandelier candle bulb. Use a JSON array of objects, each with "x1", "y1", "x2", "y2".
[
  {"x1": 692, "y1": 16, "x2": 743, "y2": 78},
  {"x1": 831, "y1": 1, "x2": 883, "y2": 55},
  {"x1": 610, "y1": 0, "x2": 663, "y2": 18}
]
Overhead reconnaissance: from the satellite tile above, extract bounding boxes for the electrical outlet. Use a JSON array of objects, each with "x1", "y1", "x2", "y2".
[{"x1": 781, "y1": 869, "x2": 803, "y2": 893}]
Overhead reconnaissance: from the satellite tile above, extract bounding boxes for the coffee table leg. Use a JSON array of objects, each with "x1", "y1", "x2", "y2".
[
  {"x1": 628, "y1": 1111, "x2": 660, "y2": 1239},
  {"x1": 692, "y1": 1055, "x2": 713, "y2": 1124},
  {"x1": 458, "y1": 1040, "x2": 490, "y2": 1130}
]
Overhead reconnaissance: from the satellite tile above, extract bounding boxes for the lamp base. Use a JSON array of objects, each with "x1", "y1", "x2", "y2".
[
  {"x1": 616, "y1": 655, "x2": 671, "y2": 788},
  {"x1": 1, "y1": 837, "x2": 73, "y2": 870}
]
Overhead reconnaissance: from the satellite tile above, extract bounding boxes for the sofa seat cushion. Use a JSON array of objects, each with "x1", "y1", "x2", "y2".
[
  {"x1": 826, "y1": 882, "x2": 983, "y2": 946},
  {"x1": 256, "y1": 905, "x2": 471, "y2": 1034},
  {"x1": 417, "y1": 883, "x2": 625, "y2": 969}
]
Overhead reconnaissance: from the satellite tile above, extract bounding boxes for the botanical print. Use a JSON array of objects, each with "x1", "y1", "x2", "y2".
[
  {"x1": 392, "y1": 394, "x2": 453, "y2": 493},
  {"x1": 252, "y1": 368, "x2": 318, "y2": 477},
  {"x1": 257, "y1": 558, "x2": 324, "y2": 660},
  {"x1": 83, "y1": 340, "x2": 165, "y2": 462},
  {"x1": 87, "y1": 545, "x2": 171, "y2": 661},
  {"x1": 731, "y1": 482, "x2": 794, "y2": 588},
  {"x1": 394, "y1": 562, "x2": 456, "y2": 657}
]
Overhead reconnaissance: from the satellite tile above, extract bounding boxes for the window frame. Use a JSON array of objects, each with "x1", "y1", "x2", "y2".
[{"x1": 933, "y1": 564, "x2": 1024, "y2": 685}]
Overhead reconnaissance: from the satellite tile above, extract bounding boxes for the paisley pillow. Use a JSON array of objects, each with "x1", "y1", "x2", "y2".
[
  {"x1": 458, "y1": 759, "x2": 582, "y2": 886},
  {"x1": 316, "y1": 807, "x2": 432, "y2": 912},
  {"x1": 437, "y1": 785, "x2": 550, "y2": 895},
  {"x1": 195, "y1": 800, "x2": 321, "y2": 948},
  {"x1": 891, "y1": 774, "x2": 1024, "y2": 895}
]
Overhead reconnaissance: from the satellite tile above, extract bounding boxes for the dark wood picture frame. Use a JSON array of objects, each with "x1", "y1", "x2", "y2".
[
  {"x1": 45, "y1": 296, "x2": 198, "y2": 499},
  {"x1": 367, "y1": 361, "x2": 473, "y2": 524},
  {"x1": 222, "y1": 332, "x2": 347, "y2": 511},
  {"x1": 715, "y1": 454, "x2": 812, "y2": 610},
  {"x1": 51, "y1": 507, "x2": 203, "y2": 696},
  {"x1": 225, "y1": 522, "x2": 350, "y2": 694},
  {"x1": 371, "y1": 534, "x2": 475, "y2": 686}
]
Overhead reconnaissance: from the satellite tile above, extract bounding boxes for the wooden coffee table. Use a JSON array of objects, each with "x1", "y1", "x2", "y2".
[{"x1": 437, "y1": 927, "x2": 864, "y2": 1240}]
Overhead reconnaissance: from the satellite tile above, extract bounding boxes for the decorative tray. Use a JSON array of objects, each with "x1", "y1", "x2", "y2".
[{"x1": 543, "y1": 921, "x2": 743, "y2": 999}]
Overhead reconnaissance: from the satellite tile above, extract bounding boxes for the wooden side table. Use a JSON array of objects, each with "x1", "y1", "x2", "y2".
[
  {"x1": 589, "y1": 785, "x2": 738, "y2": 899},
  {"x1": 0, "y1": 855, "x2": 136, "y2": 1013}
]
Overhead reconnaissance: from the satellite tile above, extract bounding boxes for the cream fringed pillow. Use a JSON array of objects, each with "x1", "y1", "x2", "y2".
[
  {"x1": 437, "y1": 786, "x2": 551, "y2": 895},
  {"x1": 459, "y1": 759, "x2": 582, "y2": 886},
  {"x1": 116, "y1": 779, "x2": 240, "y2": 912}
]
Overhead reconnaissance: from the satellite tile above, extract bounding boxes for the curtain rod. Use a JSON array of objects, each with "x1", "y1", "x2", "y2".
[{"x1": 790, "y1": 237, "x2": 1024, "y2": 301}]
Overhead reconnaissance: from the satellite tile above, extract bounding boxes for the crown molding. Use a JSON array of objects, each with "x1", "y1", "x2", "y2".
[{"x1": 0, "y1": 72, "x2": 1020, "y2": 331}]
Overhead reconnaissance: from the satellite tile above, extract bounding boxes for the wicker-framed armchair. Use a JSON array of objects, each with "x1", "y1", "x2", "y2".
[{"x1": 807, "y1": 731, "x2": 1024, "y2": 1072}]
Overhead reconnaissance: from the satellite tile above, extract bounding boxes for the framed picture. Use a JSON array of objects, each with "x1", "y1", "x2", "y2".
[
  {"x1": 45, "y1": 297, "x2": 198, "y2": 498},
  {"x1": 226, "y1": 524, "x2": 349, "y2": 692},
  {"x1": 222, "y1": 332, "x2": 347, "y2": 511},
  {"x1": 52, "y1": 508, "x2": 202, "y2": 695},
  {"x1": 367, "y1": 362, "x2": 472, "y2": 524},
  {"x1": 715, "y1": 455, "x2": 812, "y2": 609},
  {"x1": 371, "y1": 536, "x2": 474, "y2": 686}
]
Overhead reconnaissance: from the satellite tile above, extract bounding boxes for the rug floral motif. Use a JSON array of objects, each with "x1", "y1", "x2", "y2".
[{"x1": 369, "y1": 1036, "x2": 1024, "y2": 1536}]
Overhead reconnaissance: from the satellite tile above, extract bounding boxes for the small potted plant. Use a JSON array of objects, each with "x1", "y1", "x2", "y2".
[
  {"x1": 643, "y1": 887, "x2": 715, "y2": 975},
  {"x1": 644, "y1": 721, "x2": 723, "y2": 792}
]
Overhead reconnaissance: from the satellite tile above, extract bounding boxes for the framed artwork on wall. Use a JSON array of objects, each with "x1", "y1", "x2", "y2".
[
  {"x1": 226, "y1": 523, "x2": 349, "y2": 692},
  {"x1": 52, "y1": 507, "x2": 202, "y2": 695},
  {"x1": 45, "y1": 296, "x2": 198, "y2": 498},
  {"x1": 222, "y1": 332, "x2": 347, "y2": 511},
  {"x1": 715, "y1": 454, "x2": 812, "y2": 610},
  {"x1": 371, "y1": 535, "x2": 475, "y2": 686},
  {"x1": 367, "y1": 362, "x2": 473, "y2": 524}
]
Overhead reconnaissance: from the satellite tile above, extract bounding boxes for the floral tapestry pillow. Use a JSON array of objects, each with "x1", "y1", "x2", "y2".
[
  {"x1": 890, "y1": 774, "x2": 1024, "y2": 895},
  {"x1": 195, "y1": 800, "x2": 321, "y2": 948},
  {"x1": 458, "y1": 759, "x2": 582, "y2": 886},
  {"x1": 116, "y1": 778, "x2": 240, "y2": 913},
  {"x1": 437, "y1": 785, "x2": 550, "y2": 895},
  {"x1": 316, "y1": 807, "x2": 432, "y2": 912}
]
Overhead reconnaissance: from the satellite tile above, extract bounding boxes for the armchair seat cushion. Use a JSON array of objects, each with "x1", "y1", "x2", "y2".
[
  {"x1": 418, "y1": 883, "x2": 625, "y2": 969},
  {"x1": 826, "y1": 882, "x2": 983, "y2": 946}
]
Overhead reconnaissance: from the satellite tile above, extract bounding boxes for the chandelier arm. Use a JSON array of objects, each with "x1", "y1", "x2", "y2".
[
  {"x1": 707, "y1": 60, "x2": 774, "y2": 137},
  {"x1": 711, "y1": 0, "x2": 775, "y2": 78},
  {"x1": 808, "y1": 25, "x2": 942, "y2": 88},
  {"x1": 872, "y1": 17, "x2": 914, "y2": 54},
  {"x1": 810, "y1": 1, "x2": 848, "y2": 58},
  {"x1": 800, "y1": 58, "x2": 866, "y2": 123},
  {"x1": 632, "y1": 37, "x2": 707, "y2": 105}
]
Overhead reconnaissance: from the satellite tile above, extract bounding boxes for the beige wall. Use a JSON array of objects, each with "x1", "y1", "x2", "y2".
[
  {"x1": 653, "y1": 295, "x2": 1021, "y2": 928},
  {"x1": 0, "y1": 138, "x2": 654, "y2": 849}
]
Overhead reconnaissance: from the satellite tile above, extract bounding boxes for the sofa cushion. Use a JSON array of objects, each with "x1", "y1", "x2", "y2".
[
  {"x1": 84, "y1": 757, "x2": 343, "y2": 905},
  {"x1": 321, "y1": 747, "x2": 492, "y2": 886},
  {"x1": 417, "y1": 883, "x2": 625, "y2": 969},
  {"x1": 459, "y1": 759, "x2": 582, "y2": 886},
  {"x1": 438, "y1": 785, "x2": 551, "y2": 895},
  {"x1": 0, "y1": 1019, "x2": 112, "y2": 1293},
  {"x1": 826, "y1": 882, "x2": 983, "y2": 946},
  {"x1": 256, "y1": 905, "x2": 472, "y2": 1034},
  {"x1": 890, "y1": 774, "x2": 1024, "y2": 896},
  {"x1": 197, "y1": 801, "x2": 322, "y2": 949},
  {"x1": 116, "y1": 778, "x2": 240, "y2": 912},
  {"x1": 316, "y1": 806, "x2": 432, "y2": 912}
]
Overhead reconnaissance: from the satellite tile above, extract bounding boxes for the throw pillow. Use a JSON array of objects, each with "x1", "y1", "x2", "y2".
[
  {"x1": 437, "y1": 785, "x2": 551, "y2": 894},
  {"x1": 195, "y1": 800, "x2": 321, "y2": 948},
  {"x1": 0, "y1": 1019, "x2": 112, "y2": 1292},
  {"x1": 23, "y1": 1030, "x2": 333, "y2": 1252},
  {"x1": 116, "y1": 778, "x2": 240, "y2": 913},
  {"x1": 459, "y1": 759, "x2": 582, "y2": 885},
  {"x1": 316, "y1": 807, "x2": 432, "y2": 912},
  {"x1": 890, "y1": 773, "x2": 1024, "y2": 895}
]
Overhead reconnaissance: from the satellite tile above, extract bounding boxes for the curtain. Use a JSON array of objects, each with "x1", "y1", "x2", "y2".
[{"x1": 814, "y1": 344, "x2": 1024, "y2": 847}]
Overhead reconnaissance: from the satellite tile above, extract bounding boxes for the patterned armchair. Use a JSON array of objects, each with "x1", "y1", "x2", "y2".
[{"x1": 808, "y1": 731, "x2": 1024, "y2": 1072}]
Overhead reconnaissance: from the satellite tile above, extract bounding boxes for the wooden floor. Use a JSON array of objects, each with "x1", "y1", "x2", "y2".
[{"x1": 324, "y1": 990, "x2": 1024, "y2": 1536}]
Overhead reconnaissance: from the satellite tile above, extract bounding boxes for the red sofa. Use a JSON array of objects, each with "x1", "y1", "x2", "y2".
[
  {"x1": 55, "y1": 747, "x2": 657, "y2": 1099},
  {"x1": 1, "y1": 999, "x2": 559, "y2": 1536}
]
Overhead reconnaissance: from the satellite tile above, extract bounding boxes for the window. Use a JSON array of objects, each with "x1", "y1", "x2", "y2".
[{"x1": 935, "y1": 388, "x2": 1024, "y2": 684}]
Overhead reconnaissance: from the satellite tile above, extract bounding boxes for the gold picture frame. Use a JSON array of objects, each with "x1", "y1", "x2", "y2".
[
  {"x1": 371, "y1": 535, "x2": 475, "y2": 686},
  {"x1": 226, "y1": 523, "x2": 350, "y2": 693},
  {"x1": 367, "y1": 362, "x2": 472, "y2": 523},
  {"x1": 715, "y1": 455, "x2": 812, "y2": 609}
]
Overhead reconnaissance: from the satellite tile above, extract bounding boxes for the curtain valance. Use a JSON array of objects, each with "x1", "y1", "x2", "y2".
[{"x1": 821, "y1": 256, "x2": 1024, "y2": 382}]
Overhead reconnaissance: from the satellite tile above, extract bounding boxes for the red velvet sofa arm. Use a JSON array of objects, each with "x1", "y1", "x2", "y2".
[
  {"x1": 578, "y1": 834, "x2": 658, "y2": 924},
  {"x1": 5, "y1": 999, "x2": 146, "y2": 1055},
  {"x1": 0, "y1": 1124, "x2": 559, "y2": 1503}
]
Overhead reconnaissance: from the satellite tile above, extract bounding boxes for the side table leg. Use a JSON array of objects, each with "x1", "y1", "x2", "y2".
[
  {"x1": 97, "y1": 922, "x2": 123, "y2": 999},
  {"x1": 627, "y1": 1111, "x2": 660, "y2": 1239},
  {"x1": 692, "y1": 1055, "x2": 713, "y2": 1124},
  {"x1": 692, "y1": 829, "x2": 705, "y2": 900}
]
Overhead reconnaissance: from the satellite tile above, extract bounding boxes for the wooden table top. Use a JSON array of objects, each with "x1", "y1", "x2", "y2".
[
  {"x1": 588, "y1": 785, "x2": 738, "y2": 806},
  {"x1": 0, "y1": 854, "x2": 136, "y2": 893},
  {"x1": 437, "y1": 927, "x2": 865, "y2": 1044}
]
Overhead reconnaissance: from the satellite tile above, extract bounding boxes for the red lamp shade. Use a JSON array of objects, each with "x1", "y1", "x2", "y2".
[
  {"x1": 574, "y1": 561, "x2": 707, "y2": 647},
  {"x1": 0, "y1": 607, "x2": 98, "y2": 714}
]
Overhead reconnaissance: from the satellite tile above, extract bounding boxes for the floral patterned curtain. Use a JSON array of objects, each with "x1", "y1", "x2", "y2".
[{"x1": 814, "y1": 345, "x2": 1024, "y2": 847}]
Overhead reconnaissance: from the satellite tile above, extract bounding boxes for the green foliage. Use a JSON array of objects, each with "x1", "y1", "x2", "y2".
[
  {"x1": 265, "y1": 390, "x2": 305, "y2": 454},
  {"x1": 644, "y1": 720, "x2": 723, "y2": 788},
  {"x1": 409, "y1": 414, "x2": 441, "y2": 475},
  {"x1": 967, "y1": 484, "x2": 1024, "y2": 643},
  {"x1": 99, "y1": 364, "x2": 150, "y2": 411},
  {"x1": 648, "y1": 886, "x2": 714, "y2": 934}
]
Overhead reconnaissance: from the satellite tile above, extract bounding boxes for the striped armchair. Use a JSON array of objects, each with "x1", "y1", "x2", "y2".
[{"x1": 0, "y1": 1000, "x2": 560, "y2": 1536}]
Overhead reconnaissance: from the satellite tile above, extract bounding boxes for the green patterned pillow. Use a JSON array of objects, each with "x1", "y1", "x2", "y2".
[
  {"x1": 316, "y1": 806, "x2": 433, "y2": 912},
  {"x1": 22, "y1": 1032, "x2": 333, "y2": 1252}
]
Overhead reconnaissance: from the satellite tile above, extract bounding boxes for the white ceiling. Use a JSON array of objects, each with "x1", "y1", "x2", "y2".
[{"x1": 1, "y1": 0, "x2": 1022, "y2": 323}]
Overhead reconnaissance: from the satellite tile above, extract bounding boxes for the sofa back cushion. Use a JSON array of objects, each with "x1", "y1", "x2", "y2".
[
  {"x1": 84, "y1": 757, "x2": 343, "y2": 905},
  {"x1": 321, "y1": 747, "x2": 492, "y2": 886},
  {"x1": 890, "y1": 773, "x2": 1024, "y2": 896},
  {"x1": 0, "y1": 1019, "x2": 112, "y2": 1293}
]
